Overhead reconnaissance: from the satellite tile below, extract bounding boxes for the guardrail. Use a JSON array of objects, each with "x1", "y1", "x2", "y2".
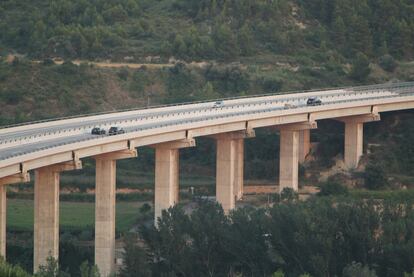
[
  {"x1": 1, "y1": 91, "x2": 413, "y2": 161},
  {"x1": 0, "y1": 87, "x2": 401, "y2": 147},
  {"x1": 1, "y1": 81, "x2": 412, "y2": 130}
]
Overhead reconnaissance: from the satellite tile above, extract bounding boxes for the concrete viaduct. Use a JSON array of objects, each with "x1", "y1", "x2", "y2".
[{"x1": 0, "y1": 82, "x2": 413, "y2": 276}]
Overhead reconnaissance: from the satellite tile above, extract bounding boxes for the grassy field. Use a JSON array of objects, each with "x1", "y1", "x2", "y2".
[{"x1": 7, "y1": 199, "x2": 146, "y2": 232}]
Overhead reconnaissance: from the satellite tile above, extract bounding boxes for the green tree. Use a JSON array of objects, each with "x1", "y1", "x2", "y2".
[
  {"x1": 0, "y1": 257, "x2": 31, "y2": 277},
  {"x1": 342, "y1": 262, "x2": 377, "y2": 277},
  {"x1": 349, "y1": 52, "x2": 371, "y2": 81},
  {"x1": 172, "y1": 34, "x2": 187, "y2": 58},
  {"x1": 318, "y1": 181, "x2": 349, "y2": 196},
  {"x1": 79, "y1": 261, "x2": 100, "y2": 277},
  {"x1": 364, "y1": 162, "x2": 388, "y2": 190},
  {"x1": 238, "y1": 24, "x2": 255, "y2": 56},
  {"x1": 379, "y1": 54, "x2": 397, "y2": 72},
  {"x1": 120, "y1": 235, "x2": 151, "y2": 277},
  {"x1": 332, "y1": 16, "x2": 346, "y2": 47},
  {"x1": 196, "y1": 82, "x2": 219, "y2": 100},
  {"x1": 213, "y1": 24, "x2": 239, "y2": 60},
  {"x1": 35, "y1": 256, "x2": 70, "y2": 277}
]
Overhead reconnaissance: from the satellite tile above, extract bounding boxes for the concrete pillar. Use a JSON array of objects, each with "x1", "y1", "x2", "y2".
[
  {"x1": 212, "y1": 130, "x2": 254, "y2": 213},
  {"x1": 95, "y1": 158, "x2": 116, "y2": 277},
  {"x1": 34, "y1": 168, "x2": 60, "y2": 273},
  {"x1": 216, "y1": 138, "x2": 236, "y2": 213},
  {"x1": 33, "y1": 162, "x2": 80, "y2": 273},
  {"x1": 0, "y1": 173, "x2": 30, "y2": 261},
  {"x1": 154, "y1": 148, "x2": 179, "y2": 223},
  {"x1": 344, "y1": 122, "x2": 363, "y2": 169},
  {"x1": 93, "y1": 149, "x2": 136, "y2": 277},
  {"x1": 234, "y1": 139, "x2": 244, "y2": 200},
  {"x1": 335, "y1": 112, "x2": 380, "y2": 169},
  {"x1": 298, "y1": 129, "x2": 310, "y2": 163},
  {"x1": 0, "y1": 185, "x2": 5, "y2": 259},
  {"x1": 151, "y1": 139, "x2": 195, "y2": 224},
  {"x1": 279, "y1": 130, "x2": 299, "y2": 192}
]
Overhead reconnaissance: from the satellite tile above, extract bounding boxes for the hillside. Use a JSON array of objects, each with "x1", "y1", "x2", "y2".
[
  {"x1": 1, "y1": 0, "x2": 413, "y2": 62},
  {"x1": 2, "y1": 1, "x2": 414, "y2": 275}
]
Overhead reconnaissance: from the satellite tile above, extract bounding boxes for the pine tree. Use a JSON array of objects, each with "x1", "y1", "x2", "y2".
[{"x1": 349, "y1": 52, "x2": 371, "y2": 81}]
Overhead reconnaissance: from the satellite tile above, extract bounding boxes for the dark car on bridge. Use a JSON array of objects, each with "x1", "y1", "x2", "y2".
[
  {"x1": 91, "y1": 127, "x2": 106, "y2": 135},
  {"x1": 108, "y1": 126, "x2": 125, "y2": 135},
  {"x1": 306, "y1": 97, "x2": 322, "y2": 106}
]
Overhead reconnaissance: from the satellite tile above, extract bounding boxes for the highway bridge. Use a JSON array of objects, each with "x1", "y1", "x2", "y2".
[{"x1": 0, "y1": 81, "x2": 414, "y2": 276}]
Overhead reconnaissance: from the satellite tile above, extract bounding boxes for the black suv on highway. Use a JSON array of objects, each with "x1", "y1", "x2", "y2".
[
  {"x1": 91, "y1": 127, "x2": 106, "y2": 135},
  {"x1": 306, "y1": 97, "x2": 322, "y2": 106},
  {"x1": 108, "y1": 126, "x2": 125, "y2": 135}
]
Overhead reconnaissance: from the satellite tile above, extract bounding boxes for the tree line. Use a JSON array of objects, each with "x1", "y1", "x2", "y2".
[
  {"x1": 119, "y1": 196, "x2": 414, "y2": 277},
  {"x1": 1, "y1": 0, "x2": 412, "y2": 62}
]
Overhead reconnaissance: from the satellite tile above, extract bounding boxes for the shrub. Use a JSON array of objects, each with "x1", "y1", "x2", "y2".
[
  {"x1": 139, "y1": 203, "x2": 151, "y2": 213},
  {"x1": 379, "y1": 54, "x2": 397, "y2": 72},
  {"x1": 280, "y1": 187, "x2": 298, "y2": 201},
  {"x1": 342, "y1": 262, "x2": 377, "y2": 277},
  {"x1": 0, "y1": 258, "x2": 31, "y2": 277},
  {"x1": 35, "y1": 256, "x2": 69, "y2": 277},
  {"x1": 318, "y1": 182, "x2": 349, "y2": 196},
  {"x1": 349, "y1": 52, "x2": 371, "y2": 81},
  {"x1": 272, "y1": 270, "x2": 285, "y2": 277},
  {"x1": 42, "y1": 58, "x2": 55, "y2": 66},
  {"x1": 117, "y1": 67, "x2": 129, "y2": 80},
  {"x1": 79, "y1": 261, "x2": 100, "y2": 277},
  {"x1": 364, "y1": 162, "x2": 388, "y2": 190}
]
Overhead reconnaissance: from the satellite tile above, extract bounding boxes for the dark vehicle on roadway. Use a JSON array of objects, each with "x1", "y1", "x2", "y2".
[
  {"x1": 306, "y1": 97, "x2": 322, "y2": 106},
  {"x1": 91, "y1": 127, "x2": 106, "y2": 135},
  {"x1": 212, "y1": 100, "x2": 224, "y2": 108},
  {"x1": 108, "y1": 126, "x2": 125, "y2": 135}
]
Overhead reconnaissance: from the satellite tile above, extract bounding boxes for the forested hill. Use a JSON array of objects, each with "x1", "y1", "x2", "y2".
[{"x1": 0, "y1": 0, "x2": 413, "y2": 62}]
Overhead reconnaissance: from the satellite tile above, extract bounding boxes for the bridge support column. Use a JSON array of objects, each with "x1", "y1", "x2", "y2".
[
  {"x1": 213, "y1": 130, "x2": 255, "y2": 213},
  {"x1": 0, "y1": 186, "x2": 5, "y2": 259},
  {"x1": 152, "y1": 139, "x2": 195, "y2": 224},
  {"x1": 0, "y1": 173, "x2": 30, "y2": 260},
  {"x1": 279, "y1": 130, "x2": 299, "y2": 192},
  {"x1": 278, "y1": 122, "x2": 317, "y2": 192},
  {"x1": 344, "y1": 122, "x2": 363, "y2": 169},
  {"x1": 34, "y1": 162, "x2": 80, "y2": 273},
  {"x1": 216, "y1": 138, "x2": 236, "y2": 213},
  {"x1": 94, "y1": 150, "x2": 137, "y2": 277},
  {"x1": 298, "y1": 129, "x2": 310, "y2": 163},
  {"x1": 234, "y1": 139, "x2": 244, "y2": 201},
  {"x1": 336, "y1": 112, "x2": 380, "y2": 169}
]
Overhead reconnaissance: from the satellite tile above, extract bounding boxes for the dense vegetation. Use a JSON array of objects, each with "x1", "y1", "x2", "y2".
[
  {"x1": 1, "y1": 0, "x2": 413, "y2": 62},
  {"x1": 1, "y1": 0, "x2": 414, "y2": 276},
  {"x1": 120, "y1": 198, "x2": 414, "y2": 277}
]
